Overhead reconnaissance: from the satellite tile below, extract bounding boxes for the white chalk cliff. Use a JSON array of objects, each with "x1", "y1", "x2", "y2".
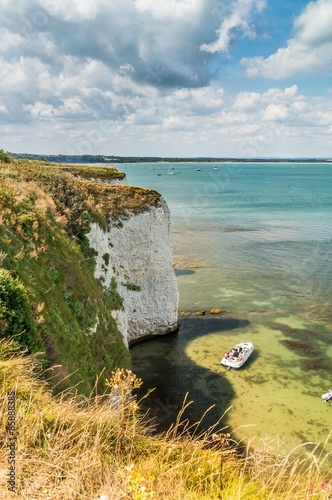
[{"x1": 87, "y1": 198, "x2": 179, "y2": 346}]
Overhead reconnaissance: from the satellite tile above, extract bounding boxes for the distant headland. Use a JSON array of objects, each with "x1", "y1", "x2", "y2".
[{"x1": 8, "y1": 153, "x2": 332, "y2": 164}]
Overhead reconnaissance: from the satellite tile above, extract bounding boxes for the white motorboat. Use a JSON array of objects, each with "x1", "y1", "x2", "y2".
[
  {"x1": 322, "y1": 389, "x2": 332, "y2": 403},
  {"x1": 221, "y1": 341, "x2": 253, "y2": 369}
]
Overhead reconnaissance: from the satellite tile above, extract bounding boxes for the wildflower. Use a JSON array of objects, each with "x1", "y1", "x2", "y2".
[
  {"x1": 322, "y1": 480, "x2": 329, "y2": 492},
  {"x1": 125, "y1": 463, "x2": 135, "y2": 472},
  {"x1": 129, "y1": 401, "x2": 139, "y2": 412}
]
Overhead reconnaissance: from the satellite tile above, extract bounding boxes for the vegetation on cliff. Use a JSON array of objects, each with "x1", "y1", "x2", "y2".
[
  {"x1": 0, "y1": 268, "x2": 43, "y2": 353},
  {"x1": 0, "y1": 149, "x2": 11, "y2": 163},
  {"x1": 0, "y1": 157, "x2": 161, "y2": 392}
]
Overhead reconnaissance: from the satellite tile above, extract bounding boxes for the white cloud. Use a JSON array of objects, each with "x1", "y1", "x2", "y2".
[
  {"x1": 0, "y1": 0, "x2": 227, "y2": 129},
  {"x1": 242, "y1": 39, "x2": 332, "y2": 78},
  {"x1": 2, "y1": 63, "x2": 332, "y2": 157},
  {"x1": 0, "y1": 29, "x2": 24, "y2": 54},
  {"x1": 262, "y1": 103, "x2": 288, "y2": 122},
  {"x1": 23, "y1": 101, "x2": 55, "y2": 118},
  {"x1": 0, "y1": 104, "x2": 9, "y2": 114},
  {"x1": 241, "y1": 0, "x2": 332, "y2": 78},
  {"x1": 234, "y1": 85, "x2": 300, "y2": 111},
  {"x1": 234, "y1": 91, "x2": 261, "y2": 110},
  {"x1": 165, "y1": 86, "x2": 224, "y2": 115},
  {"x1": 200, "y1": 0, "x2": 266, "y2": 53},
  {"x1": 39, "y1": 0, "x2": 100, "y2": 21},
  {"x1": 134, "y1": 0, "x2": 206, "y2": 19},
  {"x1": 0, "y1": 0, "x2": 218, "y2": 89},
  {"x1": 295, "y1": 0, "x2": 332, "y2": 45}
]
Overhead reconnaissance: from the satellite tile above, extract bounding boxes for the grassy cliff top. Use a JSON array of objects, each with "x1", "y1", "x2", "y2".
[
  {"x1": 0, "y1": 158, "x2": 164, "y2": 393},
  {"x1": 4, "y1": 157, "x2": 126, "y2": 179},
  {"x1": 2, "y1": 159, "x2": 161, "y2": 220}
]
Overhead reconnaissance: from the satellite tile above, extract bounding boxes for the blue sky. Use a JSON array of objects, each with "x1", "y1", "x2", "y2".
[{"x1": 0, "y1": 0, "x2": 331, "y2": 158}]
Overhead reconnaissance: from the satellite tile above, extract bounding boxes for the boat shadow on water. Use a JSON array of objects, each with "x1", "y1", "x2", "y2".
[{"x1": 130, "y1": 315, "x2": 251, "y2": 436}]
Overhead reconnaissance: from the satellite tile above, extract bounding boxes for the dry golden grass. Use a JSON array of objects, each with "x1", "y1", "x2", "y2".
[
  {"x1": 0, "y1": 159, "x2": 161, "y2": 225},
  {"x1": 1, "y1": 339, "x2": 332, "y2": 499}
]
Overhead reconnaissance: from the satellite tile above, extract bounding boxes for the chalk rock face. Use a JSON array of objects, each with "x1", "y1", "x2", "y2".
[
  {"x1": 75, "y1": 173, "x2": 127, "y2": 185},
  {"x1": 104, "y1": 177, "x2": 128, "y2": 185},
  {"x1": 87, "y1": 199, "x2": 179, "y2": 346}
]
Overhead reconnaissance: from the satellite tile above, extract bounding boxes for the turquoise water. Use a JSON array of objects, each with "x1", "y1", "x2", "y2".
[{"x1": 123, "y1": 162, "x2": 332, "y2": 453}]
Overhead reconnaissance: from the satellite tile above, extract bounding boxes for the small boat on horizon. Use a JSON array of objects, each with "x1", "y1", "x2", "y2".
[
  {"x1": 221, "y1": 341, "x2": 253, "y2": 369},
  {"x1": 168, "y1": 169, "x2": 180, "y2": 175},
  {"x1": 213, "y1": 166, "x2": 219, "y2": 170},
  {"x1": 196, "y1": 168, "x2": 201, "y2": 171}
]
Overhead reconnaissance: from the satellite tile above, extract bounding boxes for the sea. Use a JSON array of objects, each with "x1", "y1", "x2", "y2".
[{"x1": 120, "y1": 161, "x2": 332, "y2": 455}]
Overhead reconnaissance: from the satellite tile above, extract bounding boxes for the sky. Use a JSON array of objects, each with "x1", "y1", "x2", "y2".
[{"x1": 0, "y1": 0, "x2": 332, "y2": 158}]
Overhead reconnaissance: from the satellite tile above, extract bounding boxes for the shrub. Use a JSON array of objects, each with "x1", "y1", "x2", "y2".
[
  {"x1": 102, "y1": 253, "x2": 110, "y2": 266},
  {"x1": 122, "y1": 274, "x2": 141, "y2": 292},
  {"x1": 0, "y1": 149, "x2": 11, "y2": 163},
  {"x1": 121, "y1": 281, "x2": 141, "y2": 292},
  {"x1": 105, "y1": 276, "x2": 124, "y2": 310},
  {"x1": 0, "y1": 268, "x2": 44, "y2": 352}
]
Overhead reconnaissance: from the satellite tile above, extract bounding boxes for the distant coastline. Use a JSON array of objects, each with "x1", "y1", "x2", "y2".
[{"x1": 9, "y1": 152, "x2": 332, "y2": 165}]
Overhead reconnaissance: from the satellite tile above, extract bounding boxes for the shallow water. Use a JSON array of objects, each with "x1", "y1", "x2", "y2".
[{"x1": 123, "y1": 162, "x2": 332, "y2": 454}]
